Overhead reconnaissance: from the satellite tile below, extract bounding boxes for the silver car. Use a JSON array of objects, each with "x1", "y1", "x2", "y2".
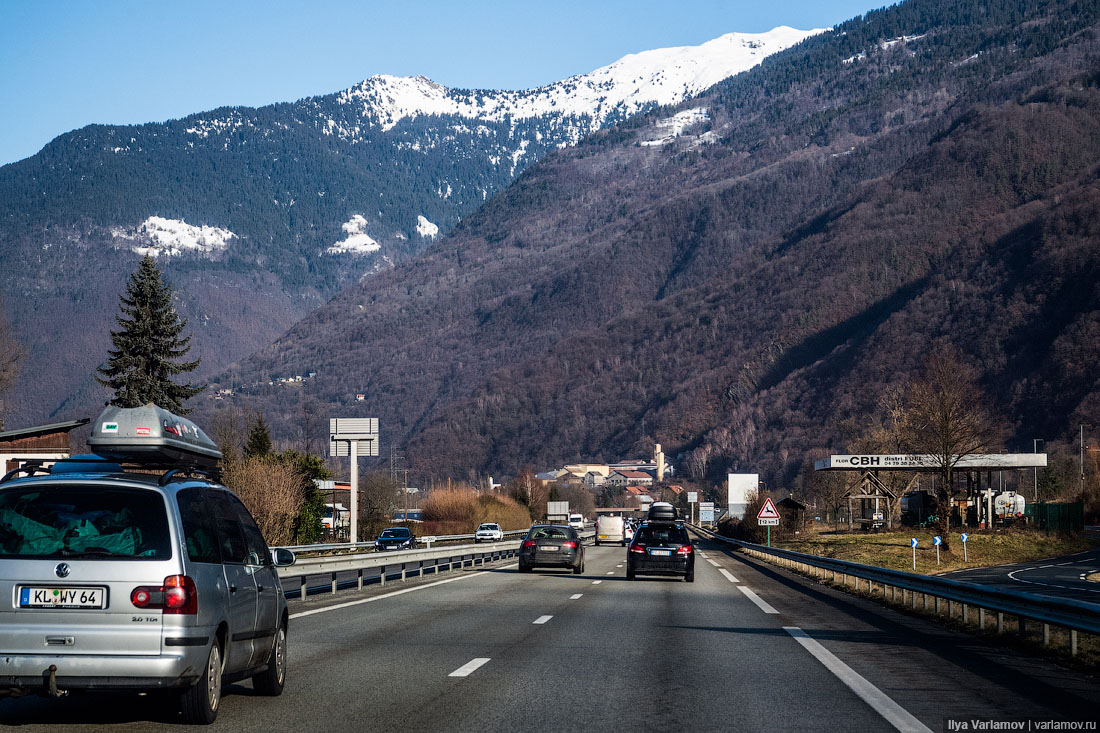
[{"x1": 0, "y1": 407, "x2": 295, "y2": 724}]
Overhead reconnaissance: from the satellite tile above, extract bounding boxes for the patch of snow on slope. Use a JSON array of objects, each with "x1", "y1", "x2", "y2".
[
  {"x1": 641, "y1": 107, "x2": 709, "y2": 147},
  {"x1": 337, "y1": 26, "x2": 827, "y2": 133},
  {"x1": 112, "y1": 216, "x2": 235, "y2": 257},
  {"x1": 326, "y1": 214, "x2": 381, "y2": 254},
  {"x1": 416, "y1": 216, "x2": 439, "y2": 239}
]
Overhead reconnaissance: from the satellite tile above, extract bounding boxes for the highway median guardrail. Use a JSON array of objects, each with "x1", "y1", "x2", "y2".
[
  {"x1": 690, "y1": 525, "x2": 1100, "y2": 657},
  {"x1": 275, "y1": 528, "x2": 595, "y2": 600}
]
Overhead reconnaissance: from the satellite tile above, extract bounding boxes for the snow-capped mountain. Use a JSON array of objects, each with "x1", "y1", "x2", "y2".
[{"x1": 334, "y1": 27, "x2": 825, "y2": 137}]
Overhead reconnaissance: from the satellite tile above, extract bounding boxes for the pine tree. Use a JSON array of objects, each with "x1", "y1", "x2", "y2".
[
  {"x1": 244, "y1": 413, "x2": 273, "y2": 458},
  {"x1": 96, "y1": 255, "x2": 203, "y2": 413}
]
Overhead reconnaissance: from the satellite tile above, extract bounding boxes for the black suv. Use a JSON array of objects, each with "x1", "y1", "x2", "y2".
[{"x1": 626, "y1": 521, "x2": 694, "y2": 582}]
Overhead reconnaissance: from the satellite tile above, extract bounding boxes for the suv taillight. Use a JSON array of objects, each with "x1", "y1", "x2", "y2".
[
  {"x1": 131, "y1": 575, "x2": 198, "y2": 614},
  {"x1": 677, "y1": 545, "x2": 693, "y2": 555},
  {"x1": 630, "y1": 544, "x2": 646, "y2": 554}
]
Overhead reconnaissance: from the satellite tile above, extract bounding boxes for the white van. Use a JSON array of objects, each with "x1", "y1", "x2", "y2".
[
  {"x1": 568, "y1": 513, "x2": 584, "y2": 530},
  {"x1": 595, "y1": 515, "x2": 625, "y2": 546}
]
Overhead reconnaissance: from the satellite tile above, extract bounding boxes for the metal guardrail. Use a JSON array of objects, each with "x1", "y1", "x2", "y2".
[
  {"x1": 277, "y1": 539, "x2": 523, "y2": 599},
  {"x1": 278, "y1": 529, "x2": 529, "y2": 555},
  {"x1": 276, "y1": 528, "x2": 595, "y2": 600},
  {"x1": 1084, "y1": 525, "x2": 1100, "y2": 539},
  {"x1": 691, "y1": 525, "x2": 1100, "y2": 656}
]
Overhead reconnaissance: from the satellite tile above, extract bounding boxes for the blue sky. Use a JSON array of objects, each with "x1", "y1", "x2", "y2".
[{"x1": 0, "y1": 0, "x2": 881, "y2": 167}]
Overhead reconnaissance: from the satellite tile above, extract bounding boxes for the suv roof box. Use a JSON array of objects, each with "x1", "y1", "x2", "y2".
[
  {"x1": 88, "y1": 405, "x2": 222, "y2": 469},
  {"x1": 647, "y1": 501, "x2": 678, "y2": 521}
]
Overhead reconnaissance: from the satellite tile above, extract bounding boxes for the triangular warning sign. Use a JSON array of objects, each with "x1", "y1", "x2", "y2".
[{"x1": 757, "y1": 497, "x2": 781, "y2": 520}]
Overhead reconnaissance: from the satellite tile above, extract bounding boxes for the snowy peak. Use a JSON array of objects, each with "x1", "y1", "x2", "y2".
[{"x1": 337, "y1": 27, "x2": 826, "y2": 133}]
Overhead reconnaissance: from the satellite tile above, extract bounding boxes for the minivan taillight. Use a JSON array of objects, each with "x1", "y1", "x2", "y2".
[{"x1": 131, "y1": 575, "x2": 198, "y2": 615}]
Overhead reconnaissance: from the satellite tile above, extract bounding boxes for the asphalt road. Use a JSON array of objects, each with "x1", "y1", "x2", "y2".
[
  {"x1": 943, "y1": 547, "x2": 1100, "y2": 604},
  {"x1": 2, "y1": 535, "x2": 1098, "y2": 731}
]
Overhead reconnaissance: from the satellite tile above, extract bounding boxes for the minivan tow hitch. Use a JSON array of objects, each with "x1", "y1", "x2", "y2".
[{"x1": 45, "y1": 664, "x2": 67, "y2": 697}]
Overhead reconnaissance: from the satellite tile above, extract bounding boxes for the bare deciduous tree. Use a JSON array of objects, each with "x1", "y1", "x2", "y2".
[
  {"x1": 225, "y1": 456, "x2": 305, "y2": 546},
  {"x1": 900, "y1": 346, "x2": 1003, "y2": 550}
]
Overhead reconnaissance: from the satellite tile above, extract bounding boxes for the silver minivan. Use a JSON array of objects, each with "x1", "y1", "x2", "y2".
[{"x1": 0, "y1": 406, "x2": 295, "y2": 724}]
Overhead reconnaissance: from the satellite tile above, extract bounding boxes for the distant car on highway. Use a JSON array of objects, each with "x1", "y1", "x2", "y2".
[
  {"x1": 595, "y1": 515, "x2": 625, "y2": 546},
  {"x1": 568, "y1": 513, "x2": 584, "y2": 530},
  {"x1": 624, "y1": 521, "x2": 636, "y2": 542},
  {"x1": 474, "y1": 523, "x2": 504, "y2": 542},
  {"x1": 375, "y1": 527, "x2": 415, "y2": 551},
  {"x1": 518, "y1": 525, "x2": 585, "y2": 574},
  {"x1": 627, "y1": 520, "x2": 694, "y2": 582}
]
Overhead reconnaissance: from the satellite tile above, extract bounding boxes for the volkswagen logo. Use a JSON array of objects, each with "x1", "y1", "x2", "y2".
[{"x1": 55, "y1": 563, "x2": 71, "y2": 579}]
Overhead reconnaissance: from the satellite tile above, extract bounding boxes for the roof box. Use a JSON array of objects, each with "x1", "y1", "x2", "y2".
[
  {"x1": 88, "y1": 405, "x2": 222, "y2": 470},
  {"x1": 647, "y1": 501, "x2": 678, "y2": 522}
]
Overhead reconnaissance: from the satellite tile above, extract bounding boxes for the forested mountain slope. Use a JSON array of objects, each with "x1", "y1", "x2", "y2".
[
  {"x1": 0, "y1": 29, "x2": 816, "y2": 426},
  {"x1": 213, "y1": 0, "x2": 1100, "y2": 486}
]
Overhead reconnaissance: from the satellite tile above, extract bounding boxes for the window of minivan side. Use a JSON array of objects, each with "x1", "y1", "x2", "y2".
[
  {"x1": 207, "y1": 489, "x2": 249, "y2": 564},
  {"x1": 226, "y1": 492, "x2": 269, "y2": 566},
  {"x1": 177, "y1": 488, "x2": 220, "y2": 563}
]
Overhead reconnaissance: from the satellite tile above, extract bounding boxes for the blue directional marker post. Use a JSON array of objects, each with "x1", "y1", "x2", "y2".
[
  {"x1": 911, "y1": 537, "x2": 918, "y2": 570},
  {"x1": 934, "y1": 535, "x2": 942, "y2": 565},
  {"x1": 961, "y1": 532, "x2": 969, "y2": 562}
]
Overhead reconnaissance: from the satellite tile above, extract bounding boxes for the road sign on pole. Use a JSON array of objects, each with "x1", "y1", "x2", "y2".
[
  {"x1": 757, "y1": 498, "x2": 781, "y2": 526},
  {"x1": 911, "y1": 537, "x2": 918, "y2": 569},
  {"x1": 961, "y1": 533, "x2": 969, "y2": 562}
]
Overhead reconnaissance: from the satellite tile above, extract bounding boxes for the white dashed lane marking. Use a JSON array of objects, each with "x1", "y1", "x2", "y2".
[
  {"x1": 570, "y1": 594, "x2": 583, "y2": 600},
  {"x1": 533, "y1": 615, "x2": 553, "y2": 625},
  {"x1": 449, "y1": 658, "x2": 490, "y2": 677},
  {"x1": 592, "y1": 580, "x2": 602, "y2": 585},
  {"x1": 739, "y1": 586, "x2": 779, "y2": 614},
  {"x1": 719, "y1": 568, "x2": 739, "y2": 584},
  {"x1": 707, "y1": 559, "x2": 720, "y2": 567}
]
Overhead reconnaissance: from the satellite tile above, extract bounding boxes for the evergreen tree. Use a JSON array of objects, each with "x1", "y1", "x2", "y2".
[
  {"x1": 96, "y1": 255, "x2": 203, "y2": 413},
  {"x1": 244, "y1": 413, "x2": 273, "y2": 458}
]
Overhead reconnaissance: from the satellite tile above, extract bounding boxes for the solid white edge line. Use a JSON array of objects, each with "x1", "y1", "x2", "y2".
[
  {"x1": 570, "y1": 594, "x2": 583, "y2": 600},
  {"x1": 533, "y1": 615, "x2": 553, "y2": 625},
  {"x1": 738, "y1": 585, "x2": 779, "y2": 614},
  {"x1": 289, "y1": 565, "x2": 515, "y2": 619},
  {"x1": 784, "y1": 627, "x2": 932, "y2": 733},
  {"x1": 449, "y1": 658, "x2": 491, "y2": 678},
  {"x1": 719, "y1": 569, "x2": 739, "y2": 583}
]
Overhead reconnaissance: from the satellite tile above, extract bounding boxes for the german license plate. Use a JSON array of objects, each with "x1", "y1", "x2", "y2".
[
  {"x1": 539, "y1": 545, "x2": 559, "y2": 552},
  {"x1": 19, "y1": 586, "x2": 106, "y2": 609},
  {"x1": 650, "y1": 550, "x2": 672, "y2": 557}
]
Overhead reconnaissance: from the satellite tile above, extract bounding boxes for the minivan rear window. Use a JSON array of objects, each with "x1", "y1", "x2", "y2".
[{"x1": 0, "y1": 485, "x2": 172, "y2": 559}]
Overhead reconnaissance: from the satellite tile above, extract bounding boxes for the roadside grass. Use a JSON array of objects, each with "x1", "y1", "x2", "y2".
[{"x1": 775, "y1": 527, "x2": 1093, "y2": 575}]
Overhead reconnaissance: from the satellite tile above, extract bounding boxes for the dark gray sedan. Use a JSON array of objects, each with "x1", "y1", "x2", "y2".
[{"x1": 518, "y1": 525, "x2": 584, "y2": 574}]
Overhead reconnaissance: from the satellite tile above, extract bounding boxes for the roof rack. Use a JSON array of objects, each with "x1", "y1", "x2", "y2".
[{"x1": 0, "y1": 460, "x2": 50, "y2": 485}]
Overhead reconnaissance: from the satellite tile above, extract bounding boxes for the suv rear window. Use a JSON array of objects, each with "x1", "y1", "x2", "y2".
[
  {"x1": 635, "y1": 525, "x2": 689, "y2": 546},
  {"x1": 0, "y1": 485, "x2": 172, "y2": 559}
]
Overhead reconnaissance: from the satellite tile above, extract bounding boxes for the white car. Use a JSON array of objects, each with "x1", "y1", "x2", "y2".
[{"x1": 474, "y1": 522, "x2": 504, "y2": 543}]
